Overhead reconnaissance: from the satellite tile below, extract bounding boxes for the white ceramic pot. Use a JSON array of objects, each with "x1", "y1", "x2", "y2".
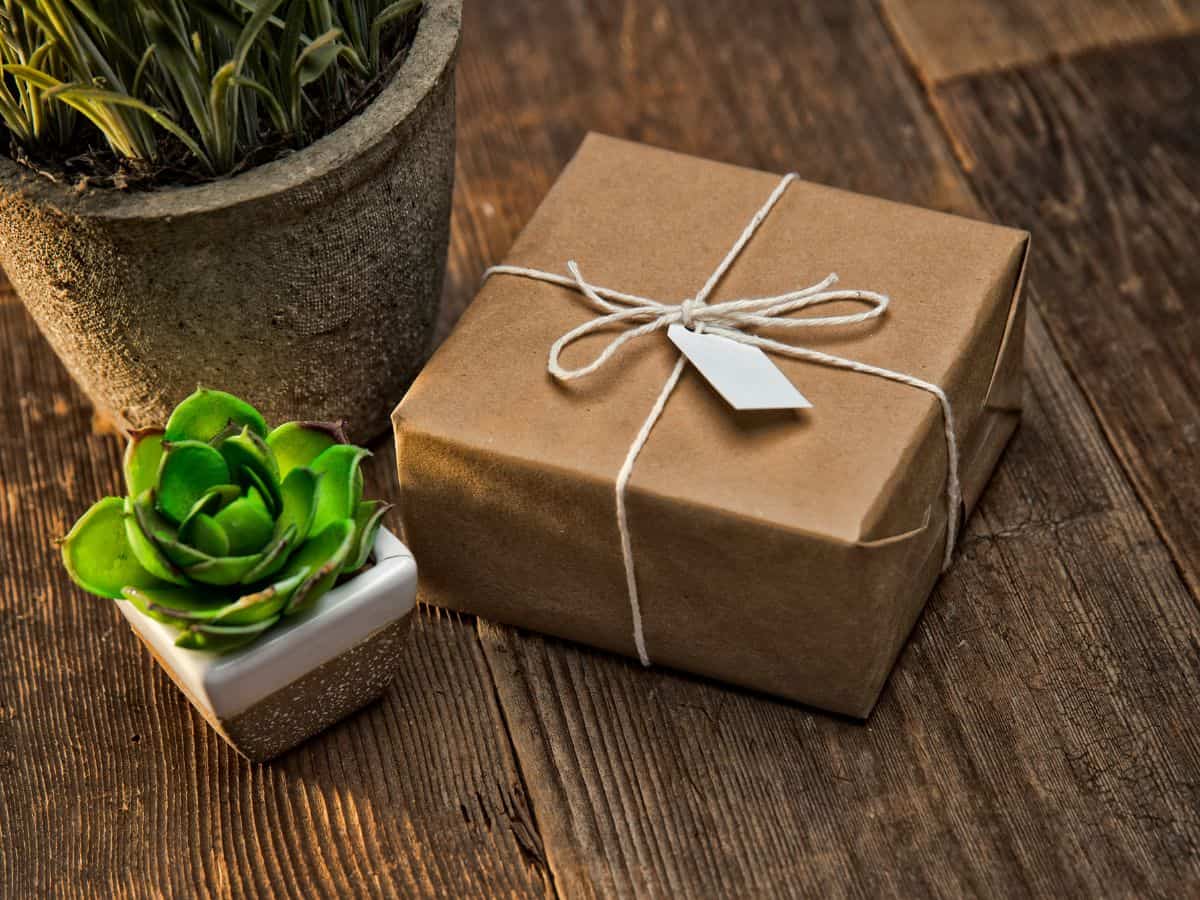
[{"x1": 119, "y1": 527, "x2": 418, "y2": 762}]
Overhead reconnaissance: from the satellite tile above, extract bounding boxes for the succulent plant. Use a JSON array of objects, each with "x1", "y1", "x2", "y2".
[{"x1": 61, "y1": 388, "x2": 390, "y2": 652}]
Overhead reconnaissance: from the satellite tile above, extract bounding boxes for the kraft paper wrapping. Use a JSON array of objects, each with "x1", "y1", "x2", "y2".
[{"x1": 393, "y1": 134, "x2": 1029, "y2": 717}]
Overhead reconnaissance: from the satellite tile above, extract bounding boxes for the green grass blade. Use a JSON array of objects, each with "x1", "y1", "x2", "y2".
[
  {"x1": 47, "y1": 85, "x2": 212, "y2": 170},
  {"x1": 140, "y1": 9, "x2": 216, "y2": 160},
  {"x1": 233, "y1": 0, "x2": 287, "y2": 69},
  {"x1": 62, "y1": 0, "x2": 138, "y2": 65},
  {"x1": 232, "y1": 74, "x2": 285, "y2": 133},
  {"x1": 208, "y1": 59, "x2": 235, "y2": 170},
  {"x1": 131, "y1": 42, "x2": 154, "y2": 95},
  {"x1": 183, "y1": 0, "x2": 245, "y2": 44},
  {"x1": 294, "y1": 27, "x2": 341, "y2": 87},
  {"x1": 368, "y1": 0, "x2": 417, "y2": 71}
]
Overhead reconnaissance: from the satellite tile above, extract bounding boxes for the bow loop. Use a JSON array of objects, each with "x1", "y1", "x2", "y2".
[{"x1": 540, "y1": 260, "x2": 893, "y2": 381}]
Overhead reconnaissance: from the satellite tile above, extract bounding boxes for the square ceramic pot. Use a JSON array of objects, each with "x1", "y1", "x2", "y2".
[{"x1": 120, "y1": 527, "x2": 417, "y2": 762}]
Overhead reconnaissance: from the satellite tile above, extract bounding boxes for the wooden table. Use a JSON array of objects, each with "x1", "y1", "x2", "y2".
[{"x1": 4, "y1": 2, "x2": 1200, "y2": 896}]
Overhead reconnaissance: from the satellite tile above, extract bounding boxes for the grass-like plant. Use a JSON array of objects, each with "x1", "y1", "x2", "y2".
[
  {"x1": 61, "y1": 389, "x2": 390, "y2": 652},
  {"x1": 0, "y1": 0, "x2": 421, "y2": 176}
]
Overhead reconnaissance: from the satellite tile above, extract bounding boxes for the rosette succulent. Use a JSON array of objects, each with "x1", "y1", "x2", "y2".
[{"x1": 61, "y1": 389, "x2": 389, "y2": 652}]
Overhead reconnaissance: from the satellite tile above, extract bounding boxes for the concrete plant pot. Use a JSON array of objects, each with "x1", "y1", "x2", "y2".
[{"x1": 0, "y1": 0, "x2": 461, "y2": 442}]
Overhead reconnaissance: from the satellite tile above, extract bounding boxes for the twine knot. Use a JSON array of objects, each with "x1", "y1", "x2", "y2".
[{"x1": 678, "y1": 298, "x2": 704, "y2": 329}]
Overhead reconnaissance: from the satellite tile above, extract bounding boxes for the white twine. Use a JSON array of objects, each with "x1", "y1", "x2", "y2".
[{"x1": 483, "y1": 173, "x2": 960, "y2": 667}]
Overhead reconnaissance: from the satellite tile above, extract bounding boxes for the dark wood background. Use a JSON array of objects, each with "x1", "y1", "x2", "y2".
[{"x1": 4, "y1": 1, "x2": 1200, "y2": 897}]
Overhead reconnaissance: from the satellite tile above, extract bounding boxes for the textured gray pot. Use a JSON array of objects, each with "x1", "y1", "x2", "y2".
[{"x1": 0, "y1": 0, "x2": 460, "y2": 442}]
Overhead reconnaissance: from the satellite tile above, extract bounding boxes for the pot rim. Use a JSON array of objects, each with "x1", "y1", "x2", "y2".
[{"x1": 0, "y1": 0, "x2": 461, "y2": 221}]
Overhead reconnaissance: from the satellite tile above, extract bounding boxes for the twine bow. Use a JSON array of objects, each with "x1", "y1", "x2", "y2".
[{"x1": 484, "y1": 173, "x2": 960, "y2": 667}]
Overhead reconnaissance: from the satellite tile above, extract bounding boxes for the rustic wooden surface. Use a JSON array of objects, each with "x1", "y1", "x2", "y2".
[{"x1": 3, "y1": 2, "x2": 1199, "y2": 897}]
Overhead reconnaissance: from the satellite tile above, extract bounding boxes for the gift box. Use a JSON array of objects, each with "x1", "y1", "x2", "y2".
[{"x1": 392, "y1": 134, "x2": 1029, "y2": 717}]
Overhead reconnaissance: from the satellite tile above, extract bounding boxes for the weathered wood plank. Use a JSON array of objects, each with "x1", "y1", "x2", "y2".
[
  {"x1": 0, "y1": 223, "x2": 552, "y2": 898},
  {"x1": 880, "y1": 0, "x2": 1197, "y2": 82},
  {"x1": 934, "y1": 34, "x2": 1200, "y2": 606},
  {"x1": 450, "y1": 0, "x2": 1200, "y2": 896}
]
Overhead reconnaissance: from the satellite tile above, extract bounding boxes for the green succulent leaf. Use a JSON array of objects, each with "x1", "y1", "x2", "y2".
[
  {"x1": 275, "y1": 466, "x2": 319, "y2": 543},
  {"x1": 309, "y1": 444, "x2": 370, "y2": 537},
  {"x1": 183, "y1": 552, "x2": 270, "y2": 587},
  {"x1": 183, "y1": 484, "x2": 242, "y2": 521},
  {"x1": 130, "y1": 490, "x2": 209, "y2": 568},
  {"x1": 180, "y1": 512, "x2": 231, "y2": 558},
  {"x1": 265, "y1": 421, "x2": 347, "y2": 477},
  {"x1": 131, "y1": 490, "x2": 176, "y2": 541},
  {"x1": 159, "y1": 540, "x2": 213, "y2": 569},
  {"x1": 156, "y1": 439, "x2": 232, "y2": 523},
  {"x1": 279, "y1": 519, "x2": 357, "y2": 615},
  {"x1": 210, "y1": 575, "x2": 302, "y2": 626},
  {"x1": 164, "y1": 388, "x2": 268, "y2": 444},
  {"x1": 206, "y1": 421, "x2": 244, "y2": 447},
  {"x1": 174, "y1": 616, "x2": 282, "y2": 652},
  {"x1": 123, "y1": 428, "x2": 164, "y2": 496},
  {"x1": 242, "y1": 468, "x2": 279, "y2": 517},
  {"x1": 346, "y1": 500, "x2": 390, "y2": 573},
  {"x1": 123, "y1": 496, "x2": 188, "y2": 586},
  {"x1": 238, "y1": 524, "x2": 298, "y2": 585},
  {"x1": 61, "y1": 497, "x2": 162, "y2": 600},
  {"x1": 121, "y1": 584, "x2": 229, "y2": 624},
  {"x1": 212, "y1": 496, "x2": 274, "y2": 555},
  {"x1": 218, "y1": 427, "x2": 282, "y2": 514}
]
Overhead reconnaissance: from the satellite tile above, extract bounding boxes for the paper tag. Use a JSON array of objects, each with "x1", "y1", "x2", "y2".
[{"x1": 667, "y1": 324, "x2": 811, "y2": 411}]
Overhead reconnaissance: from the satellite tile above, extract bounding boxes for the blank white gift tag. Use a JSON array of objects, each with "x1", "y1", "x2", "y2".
[{"x1": 667, "y1": 324, "x2": 811, "y2": 410}]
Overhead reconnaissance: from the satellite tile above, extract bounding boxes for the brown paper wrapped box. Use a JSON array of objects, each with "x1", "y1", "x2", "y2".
[{"x1": 393, "y1": 134, "x2": 1029, "y2": 718}]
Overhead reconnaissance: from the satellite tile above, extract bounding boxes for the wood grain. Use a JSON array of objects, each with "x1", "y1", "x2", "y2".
[
  {"x1": 934, "y1": 35, "x2": 1200, "y2": 607},
  {"x1": 449, "y1": 0, "x2": 1200, "y2": 896},
  {"x1": 881, "y1": 0, "x2": 1199, "y2": 82},
  {"x1": 0, "y1": 289, "x2": 552, "y2": 894}
]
